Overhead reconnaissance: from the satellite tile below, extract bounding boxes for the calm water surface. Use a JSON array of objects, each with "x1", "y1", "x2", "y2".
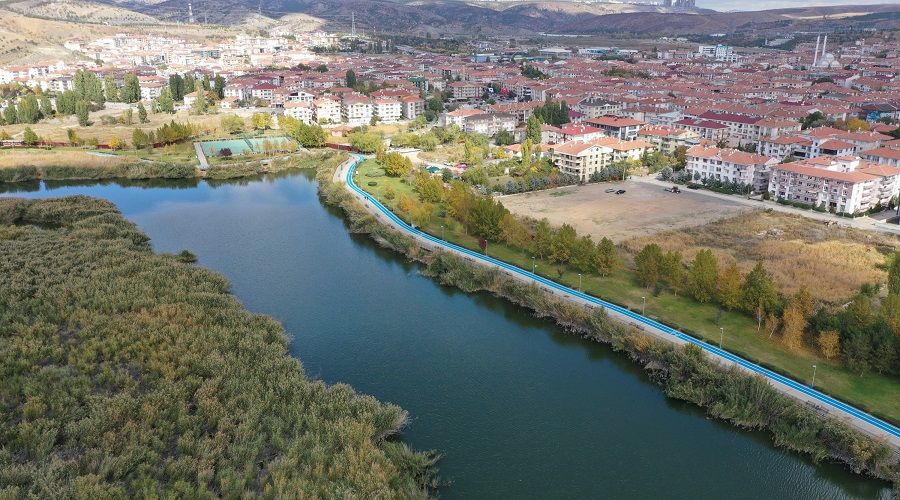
[{"x1": 3, "y1": 172, "x2": 890, "y2": 499}]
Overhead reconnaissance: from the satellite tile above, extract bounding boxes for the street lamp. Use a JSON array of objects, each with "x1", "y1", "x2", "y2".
[
  {"x1": 720, "y1": 327, "x2": 724, "y2": 348},
  {"x1": 578, "y1": 273, "x2": 582, "y2": 291},
  {"x1": 641, "y1": 296, "x2": 646, "y2": 316},
  {"x1": 811, "y1": 365, "x2": 817, "y2": 388},
  {"x1": 441, "y1": 224, "x2": 445, "y2": 240},
  {"x1": 532, "y1": 256, "x2": 536, "y2": 274}
]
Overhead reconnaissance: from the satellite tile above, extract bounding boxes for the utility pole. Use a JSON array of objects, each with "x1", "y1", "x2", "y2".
[
  {"x1": 811, "y1": 365, "x2": 817, "y2": 388},
  {"x1": 188, "y1": 1, "x2": 195, "y2": 24}
]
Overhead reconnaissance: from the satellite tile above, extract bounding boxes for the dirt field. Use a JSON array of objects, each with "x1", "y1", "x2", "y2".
[{"x1": 500, "y1": 180, "x2": 753, "y2": 242}]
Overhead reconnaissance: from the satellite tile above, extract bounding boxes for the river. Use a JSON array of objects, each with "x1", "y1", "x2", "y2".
[{"x1": 2, "y1": 171, "x2": 890, "y2": 499}]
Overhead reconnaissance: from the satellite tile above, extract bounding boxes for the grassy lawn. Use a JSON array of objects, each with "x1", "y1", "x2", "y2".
[{"x1": 355, "y1": 159, "x2": 900, "y2": 424}]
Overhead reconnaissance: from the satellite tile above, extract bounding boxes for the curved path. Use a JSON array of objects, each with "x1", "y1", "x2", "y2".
[{"x1": 339, "y1": 154, "x2": 900, "y2": 447}]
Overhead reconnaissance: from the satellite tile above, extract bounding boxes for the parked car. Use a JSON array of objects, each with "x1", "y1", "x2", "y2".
[
  {"x1": 615, "y1": 189, "x2": 626, "y2": 195},
  {"x1": 665, "y1": 186, "x2": 681, "y2": 193},
  {"x1": 605, "y1": 188, "x2": 616, "y2": 193}
]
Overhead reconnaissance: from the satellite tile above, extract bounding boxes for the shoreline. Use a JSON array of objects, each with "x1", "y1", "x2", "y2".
[{"x1": 317, "y1": 152, "x2": 900, "y2": 485}]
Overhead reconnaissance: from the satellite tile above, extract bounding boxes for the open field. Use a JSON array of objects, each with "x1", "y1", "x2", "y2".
[
  {"x1": 500, "y1": 180, "x2": 753, "y2": 243},
  {"x1": 0, "y1": 148, "x2": 139, "y2": 169},
  {"x1": 354, "y1": 159, "x2": 900, "y2": 424},
  {"x1": 624, "y1": 210, "x2": 900, "y2": 305}
]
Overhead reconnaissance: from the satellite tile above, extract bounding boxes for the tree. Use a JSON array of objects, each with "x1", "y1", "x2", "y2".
[
  {"x1": 75, "y1": 100, "x2": 90, "y2": 126},
  {"x1": 104, "y1": 73, "x2": 119, "y2": 102},
  {"x1": 817, "y1": 330, "x2": 841, "y2": 360},
  {"x1": 688, "y1": 249, "x2": 718, "y2": 303},
  {"x1": 190, "y1": 91, "x2": 209, "y2": 115},
  {"x1": 570, "y1": 235, "x2": 596, "y2": 272},
  {"x1": 414, "y1": 170, "x2": 444, "y2": 202},
  {"x1": 221, "y1": 114, "x2": 245, "y2": 134},
  {"x1": 882, "y1": 294, "x2": 900, "y2": 337},
  {"x1": 549, "y1": 224, "x2": 577, "y2": 264},
  {"x1": 55, "y1": 91, "x2": 76, "y2": 115},
  {"x1": 383, "y1": 152, "x2": 412, "y2": 177},
  {"x1": 661, "y1": 251, "x2": 684, "y2": 296},
  {"x1": 780, "y1": 301, "x2": 806, "y2": 350},
  {"x1": 593, "y1": 237, "x2": 618, "y2": 276},
  {"x1": 22, "y1": 127, "x2": 39, "y2": 146},
  {"x1": 132, "y1": 128, "x2": 150, "y2": 149},
  {"x1": 717, "y1": 261, "x2": 743, "y2": 310},
  {"x1": 493, "y1": 129, "x2": 514, "y2": 146},
  {"x1": 169, "y1": 74, "x2": 185, "y2": 101},
  {"x1": 250, "y1": 112, "x2": 273, "y2": 130},
  {"x1": 214, "y1": 74, "x2": 226, "y2": 99},
  {"x1": 349, "y1": 131, "x2": 383, "y2": 153},
  {"x1": 108, "y1": 136, "x2": 123, "y2": 150},
  {"x1": 801, "y1": 111, "x2": 826, "y2": 130},
  {"x1": 534, "y1": 219, "x2": 552, "y2": 260},
  {"x1": 635, "y1": 243, "x2": 664, "y2": 289},
  {"x1": 137, "y1": 102, "x2": 148, "y2": 123},
  {"x1": 39, "y1": 95, "x2": 53, "y2": 119},
  {"x1": 741, "y1": 262, "x2": 779, "y2": 332},
  {"x1": 468, "y1": 196, "x2": 508, "y2": 240},
  {"x1": 157, "y1": 88, "x2": 175, "y2": 114},
  {"x1": 345, "y1": 70, "x2": 358, "y2": 88},
  {"x1": 2, "y1": 105, "x2": 16, "y2": 125},
  {"x1": 17, "y1": 95, "x2": 40, "y2": 124},
  {"x1": 66, "y1": 128, "x2": 81, "y2": 146},
  {"x1": 888, "y1": 252, "x2": 900, "y2": 296},
  {"x1": 526, "y1": 115, "x2": 542, "y2": 143}
]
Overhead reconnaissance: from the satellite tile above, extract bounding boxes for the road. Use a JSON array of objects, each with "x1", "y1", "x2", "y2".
[{"x1": 335, "y1": 154, "x2": 900, "y2": 448}]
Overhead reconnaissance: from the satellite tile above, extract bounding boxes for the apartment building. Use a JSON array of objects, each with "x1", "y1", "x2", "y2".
[
  {"x1": 313, "y1": 97, "x2": 341, "y2": 124},
  {"x1": 373, "y1": 99, "x2": 403, "y2": 123},
  {"x1": 686, "y1": 145, "x2": 778, "y2": 192},
  {"x1": 283, "y1": 101, "x2": 314, "y2": 124},
  {"x1": 768, "y1": 156, "x2": 900, "y2": 214},
  {"x1": 448, "y1": 81, "x2": 481, "y2": 100},
  {"x1": 551, "y1": 141, "x2": 614, "y2": 182},
  {"x1": 674, "y1": 118, "x2": 728, "y2": 143},
  {"x1": 341, "y1": 95, "x2": 374, "y2": 125},
  {"x1": 574, "y1": 97, "x2": 625, "y2": 119},
  {"x1": 637, "y1": 126, "x2": 701, "y2": 155},
  {"x1": 862, "y1": 146, "x2": 900, "y2": 168},
  {"x1": 693, "y1": 111, "x2": 761, "y2": 147},
  {"x1": 462, "y1": 112, "x2": 517, "y2": 136},
  {"x1": 585, "y1": 116, "x2": 643, "y2": 141},
  {"x1": 401, "y1": 95, "x2": 425, "y2": 120}
]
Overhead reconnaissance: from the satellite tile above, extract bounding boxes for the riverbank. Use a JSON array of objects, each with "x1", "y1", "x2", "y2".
[
  {"x1": 316, "y1": 153, "x2": 899, "y2": 485},
  {"x1": 0, "y1": 195, "x2": 437, "y2": 497},
  {"x1": 0, "y1": 148, "x2": 321, "y2": 183}
]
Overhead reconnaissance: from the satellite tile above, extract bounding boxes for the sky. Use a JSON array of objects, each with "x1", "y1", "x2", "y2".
[{"x1": 696, "y1": 0, "x2": 894, "y2": 11}]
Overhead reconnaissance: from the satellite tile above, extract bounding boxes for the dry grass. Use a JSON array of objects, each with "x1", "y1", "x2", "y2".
[
  {"x1": 623, "y1": 211, "x2": 900, "y2": 304},
  {"x1": 0, "y1": 149, "x2": 138, "y2": 169},
  {"x1": 418, "y1": 143, "x2": 466, "y2": 164}
]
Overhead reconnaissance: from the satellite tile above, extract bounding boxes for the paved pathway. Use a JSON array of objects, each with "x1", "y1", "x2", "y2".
[
  {"x1": 193, "y1": 142, "x2": 209, "y2": 170},
  {"x1": 335, "y1": 154, "x2": 900, "y2": 448}
]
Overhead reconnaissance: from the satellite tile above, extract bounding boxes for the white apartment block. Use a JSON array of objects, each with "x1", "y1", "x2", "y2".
[
  {"x1": 686, "y1": 145, "x2": 778, "y2": 192},
  {"x1": 313, "y1": 98, "x2": 341, "y2": 124},
  {"x1": 342, "y1": 96, "x2": 373, "y2": 125},
  {"x1": 283, "y1": 101, "x2": 314, "y2": 124},
  {"x1": 768, "y1": 156, "x2": 900, "y2": 214},
  {"x1": 551, "y1": 141, "x2": 614, "y2": 182},
  {"x1": 373, "y1": 99, "x2": 402, "y2": 123}
]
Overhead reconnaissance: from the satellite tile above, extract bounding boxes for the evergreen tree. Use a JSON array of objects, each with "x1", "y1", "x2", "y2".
[
  {"x1": 534, "y1": 219, "x2": 552, "y2": 260},
  {"x1": 688, "y1": 249, "x2": 718, "y2": 303},
  {"x1": 661, "y1": 251, "x2": 684, "y2": 296},
  {"x1": 570, "y1": 235, "x2": 596, "y2": 273},
  {"x1": 169, "y1": 74, "x2": 185, "y2": 101},
  {"x1": 22, "y1": 126, "x2": 39, "y2": 146},
  {"x1": 137, "y1": 102, "x2": 148, "y2": 123},
  {"x1": 526, "y1": 115, "x2": 542, "y2": 143},
  {"x1": 345, "y1": 70, "x2": 358, "y2": 88}
]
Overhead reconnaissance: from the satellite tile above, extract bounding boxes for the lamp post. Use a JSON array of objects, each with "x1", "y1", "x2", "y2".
[
  {"x1": 719, "y1": 327, "x2": 724, "y2": 348},
  {"x1": 811, "y1": 364, "x2": 817, "y2": 388},
  {"x1": 441, "y1": 224, "x2": 445, "y2": 240},
  {"x1": 578, "y1": 273, "x2": 582, "y2": 291},
  {"x1": 532, "y1": 256, "x2": 536, "y2": 274},
  {"x1": 641, "y1": 296, "x2": 646, "y2": 316}
]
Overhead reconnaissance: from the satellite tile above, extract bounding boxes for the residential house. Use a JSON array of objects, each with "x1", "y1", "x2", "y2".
[{"x1": 686, "y1": 145, "x2": 778, "y2": 192}]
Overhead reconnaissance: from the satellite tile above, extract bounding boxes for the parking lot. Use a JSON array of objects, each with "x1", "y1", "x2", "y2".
[{"x1": 499, "y1": 179, "x2": 754, "y2": 242}]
